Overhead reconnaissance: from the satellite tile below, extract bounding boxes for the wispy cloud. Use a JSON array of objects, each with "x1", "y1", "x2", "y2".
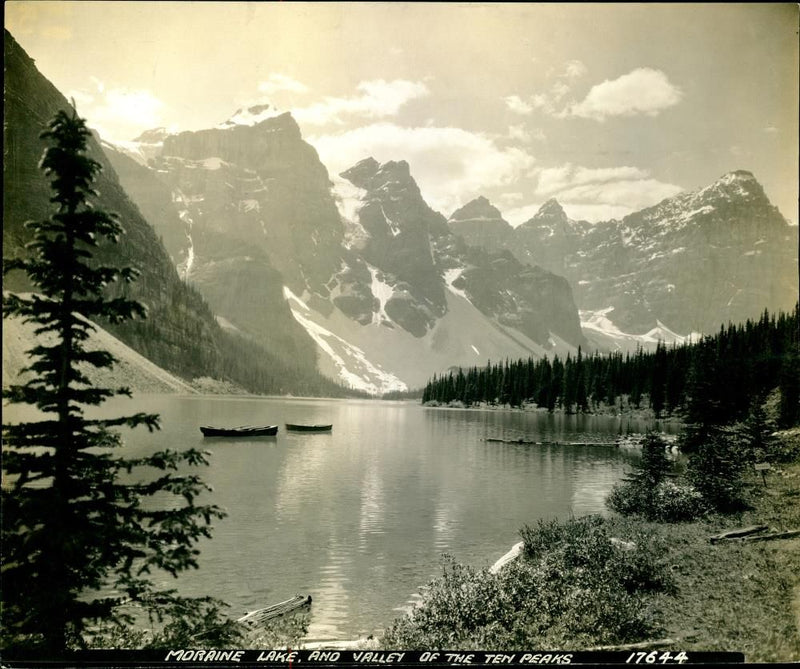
[
  {"x1": 293, "y1": 79, "x2": 429, "y2": 126},
  {"x1": 566, "y1": 68, "x2": 682, "y2": 121},
  {"x1": 535, "y1": 165, "x2": 652, "y2": 196},
  {"x1": 504, "y1": 163, "x2": 683, "y2": 225},
  {"x1": 563, "y1": 59, "x2": 588, "y2": 79},
  {"x1": 258, "y1": 73, "x2": 309, "y2": 95},
  {"x1": 310, "y1": 122, "x2": 536, "y2": 215},
  {"x1": 504, "y1": 95, "x2": 533, "y2": 115},
  {"x1": 507, "y1": 59, "x2": 587, "y2": 116}
]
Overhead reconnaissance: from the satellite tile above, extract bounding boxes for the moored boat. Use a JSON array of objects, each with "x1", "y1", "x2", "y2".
[
  {"x1": 285, "y1": 423, "x2": 332, "y2": 432},
  {"x1": 200, "y1": 425, "x2": 278, "y2": 437}
]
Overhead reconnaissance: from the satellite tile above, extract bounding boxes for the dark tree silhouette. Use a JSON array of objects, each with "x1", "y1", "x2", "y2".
[{"x1": 2, "y1": 109, "x2": 226, "y2": 651}]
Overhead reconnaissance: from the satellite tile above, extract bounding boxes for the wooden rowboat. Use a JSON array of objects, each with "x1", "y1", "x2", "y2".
[
  {"x1": 200, "y1": 425, "x2": 278, "y2": 437},
  {"x1": 285, "y1": 423, "x2": 332, "y2": 432}
]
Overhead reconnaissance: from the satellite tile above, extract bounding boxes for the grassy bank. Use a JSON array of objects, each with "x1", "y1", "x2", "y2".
[
  {"x1": 644, "y1": 453, "x2": 800, "y2": 662},
  {"x1": 382, "y1": 433, "x2": 800, "y2": 662}
]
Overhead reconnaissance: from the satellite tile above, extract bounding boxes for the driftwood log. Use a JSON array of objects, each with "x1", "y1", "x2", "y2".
[
  {"x1": 743, "y1": 529, "x2": 800, "y2": 543},
  {"x1": 709, "y1": 525, "x2": 768, "y2": 544},
  {"x1": 236, "y1": 595, "x2": 312, "y2": 626},
  {"x1": 589, "y1": 632, "x2": 698, "y2": 651}
]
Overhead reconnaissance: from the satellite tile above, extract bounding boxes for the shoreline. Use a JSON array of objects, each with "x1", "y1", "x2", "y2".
[{"x1": 421, "y1": 399, "x2": 684, "y2": 424}]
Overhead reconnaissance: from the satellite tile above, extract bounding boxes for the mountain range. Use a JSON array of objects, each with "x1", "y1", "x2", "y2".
[
  {"x1": 104, "y1": 117, "x2": 584, "y2": 392},
  {"x1": 3, "y1": 30, "x2": 344, "y2": 397},
  {"x1": 4, "y1": 30, "x2": 798, "y2": 395}
]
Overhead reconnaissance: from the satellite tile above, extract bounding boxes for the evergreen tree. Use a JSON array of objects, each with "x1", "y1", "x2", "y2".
[
  {"x1": 2, "y1": 109, "x2": 226, "y2": 651},
  {"x1": 778, "y1": 347, "x2": 800, "y2": 428}
]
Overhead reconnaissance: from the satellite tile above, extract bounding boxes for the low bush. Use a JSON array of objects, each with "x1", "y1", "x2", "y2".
[
  {"x1": 607, "y1": 432, "x2": 705, "y2": 522},
  {"x1": 382, "y1": 516, "x2": 672, "y2": 650},
  {"x1": 607, "y1": 478, "x2": 706, "y2": 522},
  {"x1": 651, "y1": 480, "x2": 706, "y2": 521}
]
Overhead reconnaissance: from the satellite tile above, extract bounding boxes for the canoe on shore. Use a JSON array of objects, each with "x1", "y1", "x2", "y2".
[
  {"x1": 200, "y1": 425, "x2": 278, "y2": 437},
  {"x1": 286, "y1": 423, "x2": 333, "y2": 432},
  {"x1": 236, "y1": 595, "x2": 312, "y2": 626}
]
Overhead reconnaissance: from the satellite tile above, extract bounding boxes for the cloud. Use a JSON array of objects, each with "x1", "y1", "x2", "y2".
[
  {"x1": 563, "y1": 60, "x2": 588, "y2": 79},
  {"x1": 508, "y1": 124, "x2": 545, "y2": 144},
  {"x1": 100, "y1": 88, "x2": 165, "y2": 127},
  {"x1": 554, "y1": 179, "x2": 683, "y2": 211},
  {"x1": 535, "y1": 165, "x2": 652, "y2": 197},
  {"x1": 309, "y1": 122, "x2": 536, "y2": 215},
  {"x1": 566, "y1": 68, "x2": 682, "y2": 121},
  {"x1": 503, "y1": 163, "x2": 683, "y2": 225},
  {"x1": 507, "y1": 59, "x2": 586, "y2": 116},
  {"x1": 258, "y1": 74, "x2": 309, "y2": 95},
  {"x1": 504, "y1": 95, "x2": 533, "y2": 115},
  {"x1": 293, "y1": 79, "x2": 428, "y2": 126},
  {"x1": 70, "y1": 80, "x2": 165, "y2": 140}
]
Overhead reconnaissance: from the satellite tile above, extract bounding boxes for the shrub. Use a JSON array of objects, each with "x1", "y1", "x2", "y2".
[
  {"x1": 382, "y1": 516, "x2": 672, "y2": 649},
  {"x1": 606, "y1": 432, "x2": 704, "y2": 522},
  {"x1": 687, "y1": 427, "x2": 750, "y2": 512},
  {"x1": 651, "y1": 480, "x2": 706, "y2": 522}
]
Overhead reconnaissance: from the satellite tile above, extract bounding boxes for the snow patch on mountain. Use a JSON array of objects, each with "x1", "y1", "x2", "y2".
[
  {"x1": 283, "y1": 286, "x2": 311, "y2": 312},
  {"x1": 580, "y1": 307, "x2": 700, "y2": 351},
  {"x1": 171, "y1": 189, "x2": 196, "y2": 280},
  {"x1": 217, "y1": 104, "x2": 284, "y2": 128},
  {"x1": 380, "y1": 205, "x2": 402, "y2": 237},
  {"x1": 283, "y1": 288, "x2": 406, "y2": 394},
  {"x1": 101, "y1": 138, "x2": 161, "y2": 167},
  {"x1": 331, "y1": 176, "x2": 367, "y2": 225},
  {"x1": 201, "y1": 157, "x2": 227, "y2": 170},
  {"x1": 368, "y1": 266, "x2": 396, "y2": 326},
  {"x1": 443, "y1": 268, "x2": 470, "y2": 301}
]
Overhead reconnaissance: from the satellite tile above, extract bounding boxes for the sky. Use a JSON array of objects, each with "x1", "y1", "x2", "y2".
[{"x1": 5, "y1": 2, "x2": 799, "y2": 225}]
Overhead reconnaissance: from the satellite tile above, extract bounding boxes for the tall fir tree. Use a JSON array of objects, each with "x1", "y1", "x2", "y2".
[{"x1": 2, "y1": 109, "x2": 227, "y2": 651}]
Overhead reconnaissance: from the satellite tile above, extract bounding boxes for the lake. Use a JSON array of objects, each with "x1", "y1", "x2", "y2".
[{"x1": 6, "y1": 395, "x2": 678, "y2": 642}]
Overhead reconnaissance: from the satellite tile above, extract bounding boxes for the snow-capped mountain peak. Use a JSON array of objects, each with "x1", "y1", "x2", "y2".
[{"x1": 217, "y1": 103, "x2": 286, "y2": 129}]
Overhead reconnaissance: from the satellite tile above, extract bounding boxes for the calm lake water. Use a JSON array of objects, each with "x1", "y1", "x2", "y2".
[{"x1": 7, "y1": 395, "x2": 678, "y2": 642}]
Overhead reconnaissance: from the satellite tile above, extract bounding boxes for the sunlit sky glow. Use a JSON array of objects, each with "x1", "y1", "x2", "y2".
[{"x1": 6, "y1": 2, "x2": 798, "y2": 225}]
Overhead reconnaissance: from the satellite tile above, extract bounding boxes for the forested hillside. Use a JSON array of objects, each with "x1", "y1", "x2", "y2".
[{"x1": 423, "y1": 305, "x2": 800, "y2": 428}]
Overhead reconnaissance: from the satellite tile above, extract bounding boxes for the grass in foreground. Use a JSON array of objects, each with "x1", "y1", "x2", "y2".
[{"x1": 647, "y1": 458, "x2": 800, "y2": 662}]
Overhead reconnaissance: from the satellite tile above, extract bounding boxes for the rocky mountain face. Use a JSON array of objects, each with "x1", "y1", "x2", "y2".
[
  {"x1": 103, "y1": 114, "x2": 328, "y2": 371},
  {"x1": 105, "y1": 109, "x2": 585, "y2": 391},
  {"x1": 448, "y1": 196, "x2": 512, "y2": 253},
  {"x1": 451, "y1": 173, "x2": 798, "y2": 343},
  {"x1": 3, "y1": 30, "x2": 339, "y2": 396}
]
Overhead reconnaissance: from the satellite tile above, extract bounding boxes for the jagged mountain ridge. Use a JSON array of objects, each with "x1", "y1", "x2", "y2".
[
  {"x1": 106, "y1": 110, "x2": 585, "y2": 392},
  {"x1": 3, "y1": 30, "x2": 341, "y2": 396},
  {"x1": 450, "y1": 172, "x2": 798, "y2": 339}
]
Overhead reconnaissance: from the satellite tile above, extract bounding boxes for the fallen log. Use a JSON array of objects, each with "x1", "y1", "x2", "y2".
[
  {"x1": 489, "y1": 541, "x2": 524, "y2": 573},
  {"x1": 709, "y1": 525, "x2": 768, "y2": 544},
  {"x1": 589, "y1": 632, "x2": 698, "y2": 651},
  {"x1": 236, "y1": 595, "x2": 312, "y2": 626},
  {"x1": 743, "y1": 529, "x2": 800, "y2": 543},
  {"x1": 484, "y1": 438, "x2": 611, "y2": 446}
]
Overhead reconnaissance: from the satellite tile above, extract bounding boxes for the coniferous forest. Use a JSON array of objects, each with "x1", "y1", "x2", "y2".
[{"x1": 422, "y1": 305, "x2": 800, "y2": 429}]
